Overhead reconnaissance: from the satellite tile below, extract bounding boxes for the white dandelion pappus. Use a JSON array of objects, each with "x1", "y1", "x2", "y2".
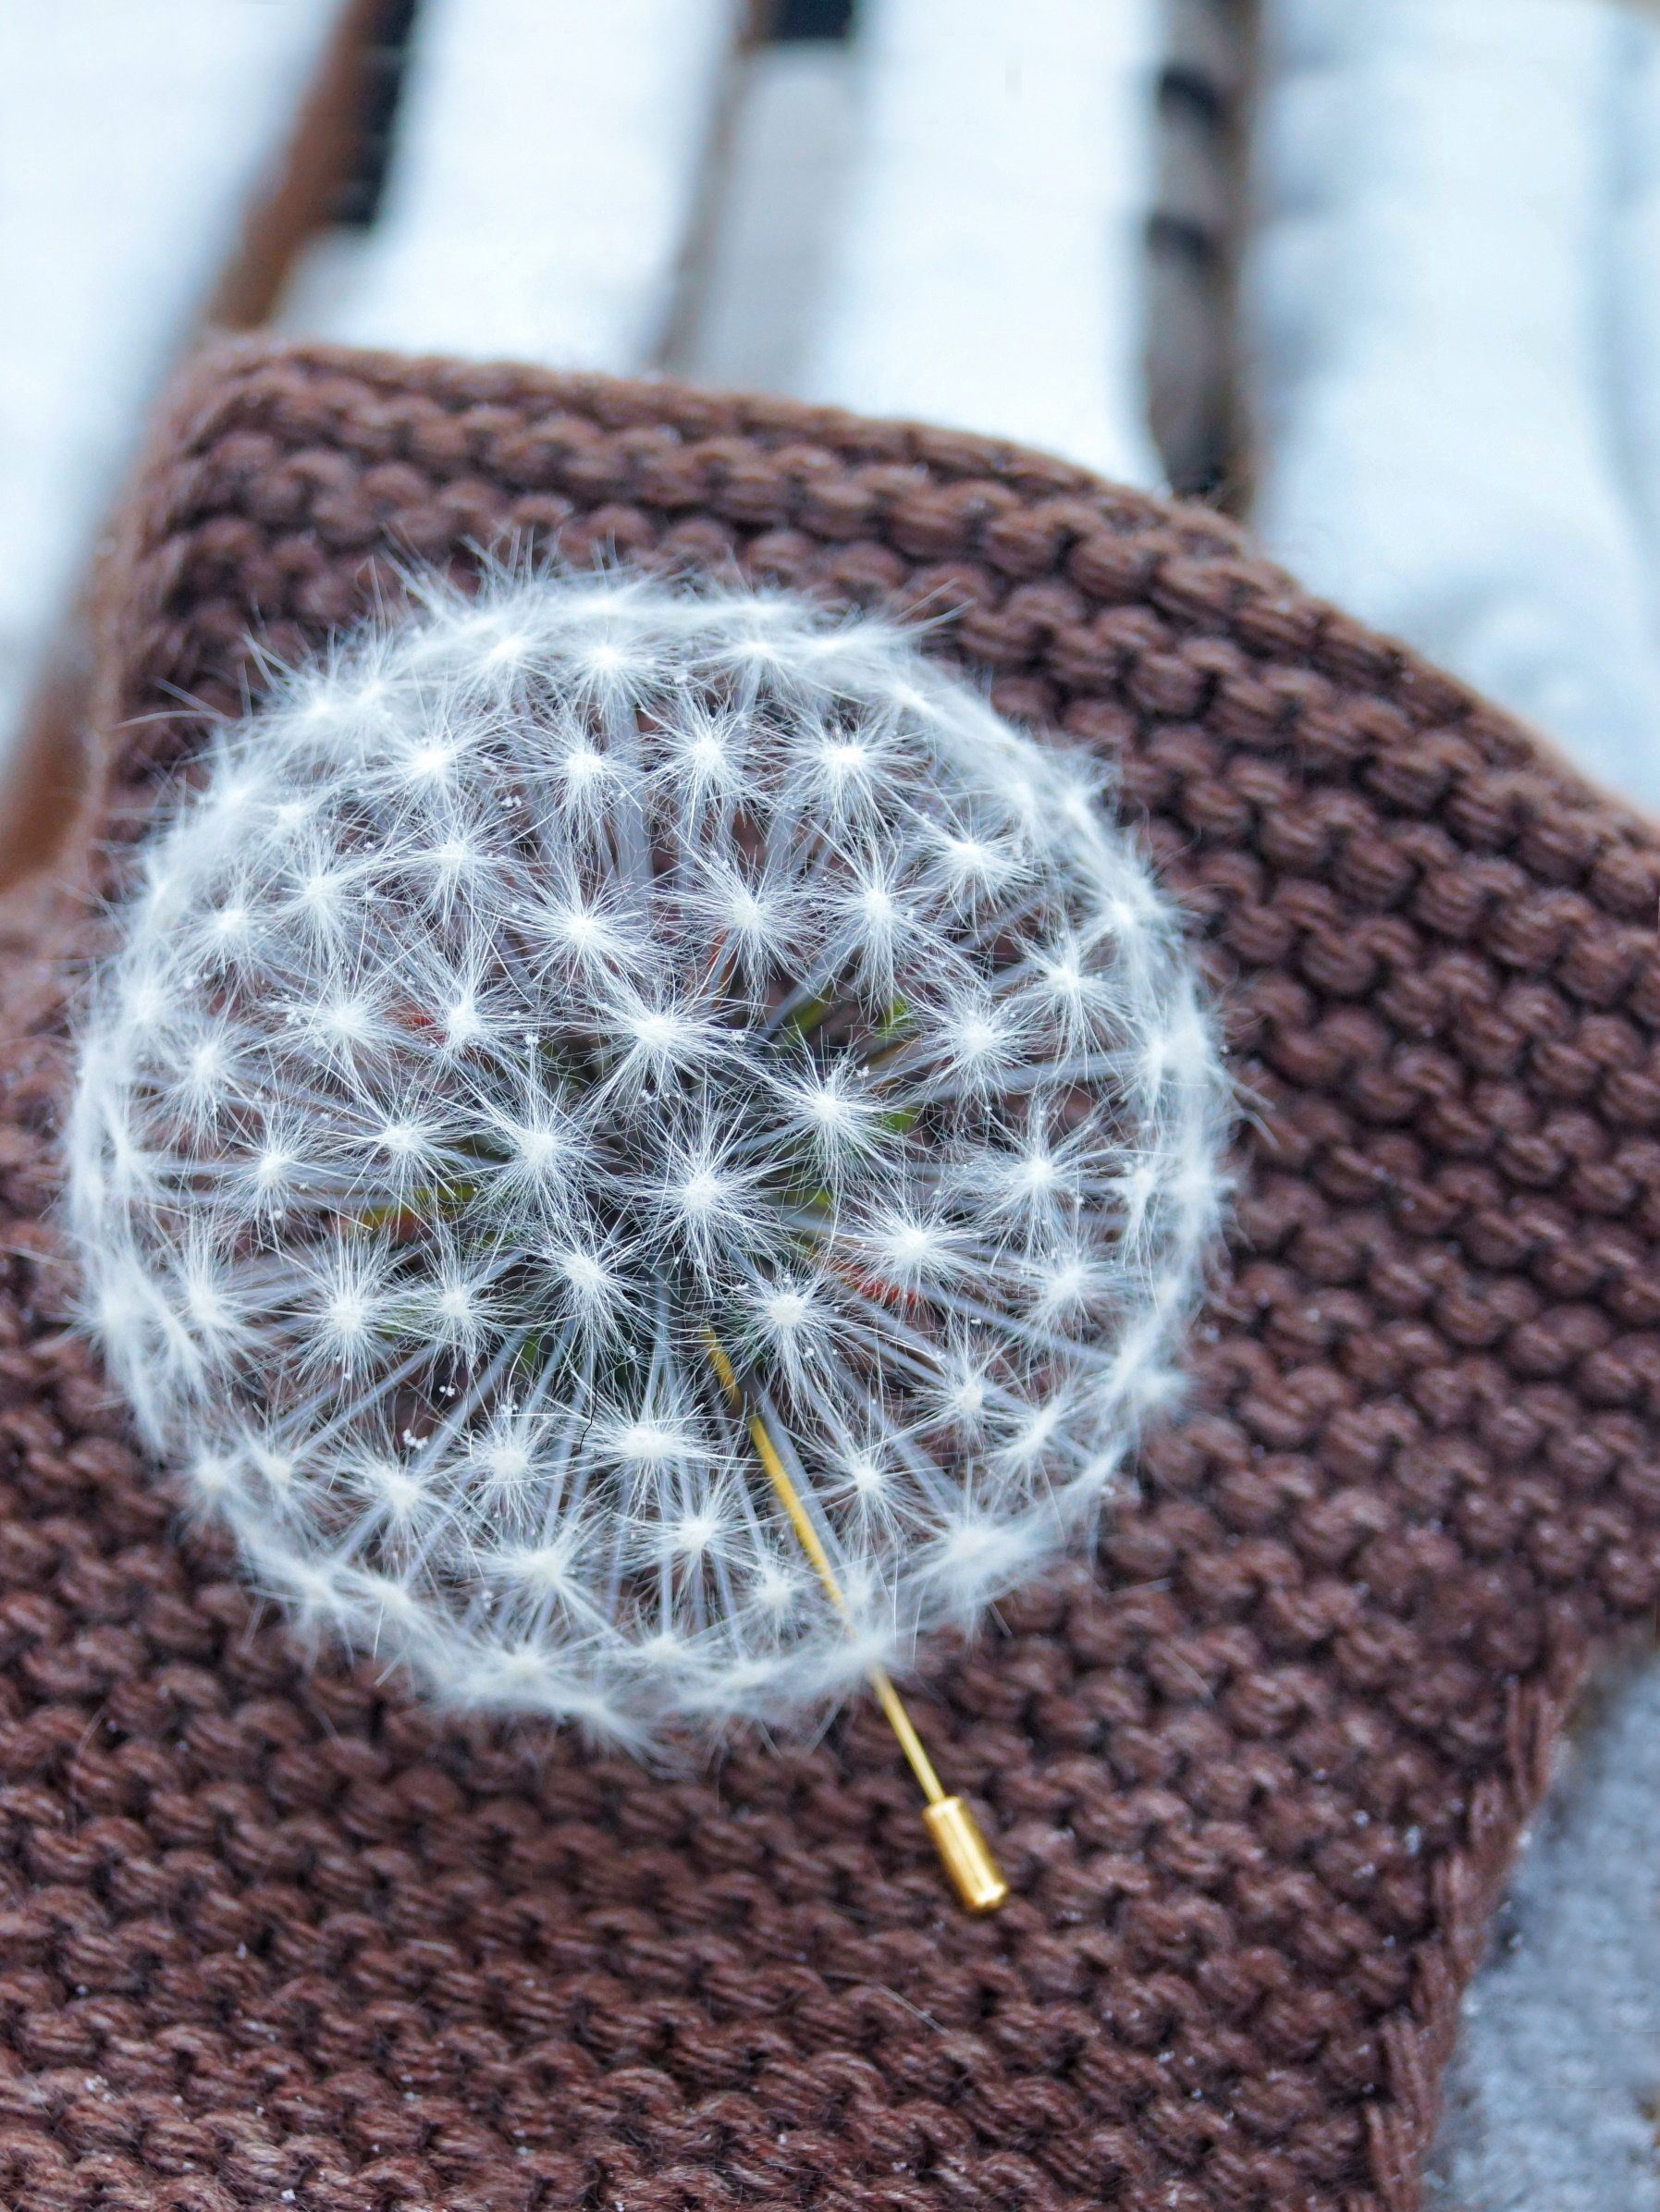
[{"x1": 68, "y1": 569, "x2": 1231, "y2": 1744}]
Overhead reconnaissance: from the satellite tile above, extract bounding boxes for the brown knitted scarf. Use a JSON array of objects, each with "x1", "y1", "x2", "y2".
[{"x1": 2, "y1": 338, "x2": 1656, "y2": 2212}]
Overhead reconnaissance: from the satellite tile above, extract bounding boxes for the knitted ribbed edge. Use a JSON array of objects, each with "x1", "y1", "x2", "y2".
[{"x1": 1, "y1": 335, "x2": 1658, "y2": 2212}]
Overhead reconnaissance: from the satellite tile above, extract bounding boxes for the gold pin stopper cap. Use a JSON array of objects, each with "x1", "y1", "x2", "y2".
[{"x1": 922, "y1": 1795, "x2": 1009, "y2": 1914}]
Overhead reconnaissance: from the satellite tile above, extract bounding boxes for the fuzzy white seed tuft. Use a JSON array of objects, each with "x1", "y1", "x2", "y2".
[{"x1": 68, "y1": 567, "x2": 1231, "y2": 1741}]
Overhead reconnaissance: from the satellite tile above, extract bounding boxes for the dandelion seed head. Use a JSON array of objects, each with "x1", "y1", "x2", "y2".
[
  {"x1": 208, "y1": 901, "x2": 251, "y2": 944},
  {"x1": 764, "y1": 1288, "x2": 810, "y2": 1333},
  {"x1": 561, "y1": 743, "x2": 608, "y2": 790},
  {"x1": 442, "y1": 994, "x2": 484, "y2": 1049},
  {"x1": 68, "y1": 566, "x2": 1230, "y2": 1740},
  {"x1": 248, "y1": 1439, "x2": 297, "y2": 1495},
  {"x1": 673, "y1": 1511, "x2": 724, "y2": 1560},
  {"x1": 1032, "y1": 1254, "x2": 1096, "y2": 1321},
  {"x1": 752, "y1": 1565, "x2": 799, "y2": 1616},
  {"x1": 191, "y1": 1448, "x2": 237, "y2": 1498},
  {"x1": 363, "y1": 1571, "x2": 424, "y2": 1627},
  {"x1": 950, "y1": 1372, "x2": 987, "y2": 1421},
  {"x1": 556, "y1": 1245, "x2": 616, "y2": 1300},
  {"x1": 510, "y1": 1121, "x2": 563, "y2": 1173},
  {"x1": 179, "y1": 1265, "x2": 232, "y2": 1334},
  {"x1": 632, "y1": 1009, "x2": 684, "y2": 1051},
  {"x1": 357, "y1": 1457, "x2": 427, "y2": 1523},
  {"x1": 479, "y1": 1438, "x2": 533, "y2": 1489},
  {"x1": 1013, "y1": 1147, "x2": 1059, "y2": 1197},
  {"x1": 672, "y1": 1164, "x2": 732, "y2": 1225},
  {"x1": 253, "y1": 1143, "x2": 295, "y2": 1193},
  {"x1": 427, "y1": 833, "x2": 482, "y2": 880},
  {"x1": 784, "y1": 1064, "x2": 878, "y2": 1162},
  {"x1": 123, "y1": 974, "x2": 167, "y2": 1033},
  {"x1": 936, "y1": 830, "x2": 1014, "y2": 901},
  {"x1": 408, "y1": 740, "x2": 460, "y2": 782},
  {"x1": 498, "y1": 1645, "x2": 557, "y2": 1688},
  {"x1": 324, "y1": 1290, "x2": 371, "y2": 1344},
  {"x1": 502, "y1": 1541, "x2": 579, "y2": 1595},
  {"x1": 610, "y1": 1419, "x2": 699, "y2": 1469},
  {"x1": 285, "y1": 1558, "x2": 346, "y2": 1615}
]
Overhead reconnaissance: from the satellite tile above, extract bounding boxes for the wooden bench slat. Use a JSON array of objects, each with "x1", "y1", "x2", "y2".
[
  {"x1": 799, "y1": 0, "x2": 1165, "y2": 486},
  {"x1": 295, "y1": 0, "x2": 745, "y2": 373},
  {"x1": 1246, "y1": 0, "x2": 1660, "y2": 804},
  {"x1": 0, "y1": 0, "x2": 349, "y2": 774}
]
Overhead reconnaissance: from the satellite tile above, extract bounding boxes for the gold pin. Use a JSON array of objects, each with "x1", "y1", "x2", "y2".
[{"x1": 705, "y1": 1330, "x2": 1008, "y2": 1914}]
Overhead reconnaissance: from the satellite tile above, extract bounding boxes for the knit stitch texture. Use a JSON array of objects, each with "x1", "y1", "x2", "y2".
[{"x1": 2, "y1": 339, "x2": 1659, "y2": 2212}]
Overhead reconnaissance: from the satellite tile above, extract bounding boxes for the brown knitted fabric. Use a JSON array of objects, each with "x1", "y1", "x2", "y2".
[{"x1": 2, "y1": 339, "x2": 1658, "y2": 2212}]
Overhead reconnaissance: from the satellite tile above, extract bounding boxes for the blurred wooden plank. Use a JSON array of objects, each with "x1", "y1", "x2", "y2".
[
  {"x1": 800, "y1": 0, "x2": 1165, "y2": 486},
  {"x1": 1245, "y1": 0, "x2": 1660, "y2": 806},
  {"x1": 677, "y1": 41, "x2": 858, "y2": 400},
  {"x1": 0, "y1": 0, "x2": 353, "y2": 809},
  {"x1": 289, "y1": 0, "x2": 746, "y2": 372},
  {"x1": 1148, "y1": 0, "x2": 1251, "y2": 498},
  {"x1": 1612, "y1": 8, "x2": 1660, "y2": 655}
]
